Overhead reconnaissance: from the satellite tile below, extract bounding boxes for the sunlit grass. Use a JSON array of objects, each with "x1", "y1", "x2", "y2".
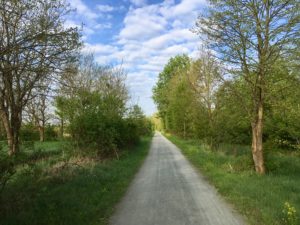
[
  {"x1": 166, "y1": 134, "x2": 300, "y2": 225},
  {"x1": 0, "y1": 137, "x2": 152, "y2": 225}
]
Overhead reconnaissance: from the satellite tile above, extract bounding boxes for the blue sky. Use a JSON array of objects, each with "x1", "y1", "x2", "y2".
[{"x1": 66, "y1": 0, "x2": 206, "y2": 115}]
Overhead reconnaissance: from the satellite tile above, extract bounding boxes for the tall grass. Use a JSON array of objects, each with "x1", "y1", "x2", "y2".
[
  {"x1": 0, "y1": 137, "x2": 152, "y2": 225},
  {"x1": 166, "y1": 134, "x2": 300, "y2": 225}
]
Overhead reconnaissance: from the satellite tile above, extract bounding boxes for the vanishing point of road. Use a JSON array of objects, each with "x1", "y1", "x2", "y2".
[{"x1": 110, "y1": 132, "x2": 246, "y2": 225}]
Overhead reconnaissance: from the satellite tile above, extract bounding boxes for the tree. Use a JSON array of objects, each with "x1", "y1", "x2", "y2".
[
  {"x1": 153, "y1": 55, "x2": 190, "y2": 131},
  {"x1": 187, "y1": 50, "x2": 221, "y2": 146},
  {"x1": 127, "y1": 105, "x2": 153, "y2": 136},
  {"x1": 55, "y1": 54, "x2": 134, "y2": 157},
  {"x1": 264, "y1": 60, "x2": 300, "y2": 149},
  {"x1": 167, "y1": 71, "x2": 195, "y2": 138},
  {"x1": 0, "y1": 0, "x2": 80, "y2": 155},
  {"x1": 195, "y1": 0, "x2": 300, "y2": 174},
  {"x1": 25, "y1": 80, "x2": 53, "y2": 142},
  {"x1": 214, "y1": 80, "x2": 252, "y2": 145}
]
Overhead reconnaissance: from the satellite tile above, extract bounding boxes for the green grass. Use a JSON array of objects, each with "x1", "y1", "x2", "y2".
[
  {"x1": 165, "y1": 134, "x2": 300, "y2": 225},
  {"x1": 0, "y1": 137, "x2": 152, "y2": 225}
]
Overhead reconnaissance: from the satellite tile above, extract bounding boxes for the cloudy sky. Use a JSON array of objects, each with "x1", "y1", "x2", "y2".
[{"x1": 66, "y1": 0, "x2": 206, "y2": 115}]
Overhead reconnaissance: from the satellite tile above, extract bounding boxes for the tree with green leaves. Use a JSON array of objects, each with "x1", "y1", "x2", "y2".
[
  {"x1": 0, "y1": 0, "x2": 80, "y2": 155},
  {"x1": 153, "y1": 54, "x2": 190, "y2": 131},
  {"x1": 194, "y1": 0, "x2": 300, "y2": 174},
  {"x1": 187, "y1": 50, "x2": 221, "y2": 146},
  {"x1": 55, "y1": 54, "x2": 141, "y2": 157},
  {"x1": 167, "y1": 71, "x2": 195, "y2": 138}
]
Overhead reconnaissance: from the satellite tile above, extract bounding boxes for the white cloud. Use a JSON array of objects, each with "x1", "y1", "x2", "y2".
[
  {"x1": 94, "y1": 23, "x2": 112, "y2": 29},
  {"x1": 144, "y1": 29, "x2": 198, "y2": 49},
  {"x1": 170, "y1": 0, "x2": 205, "y2": 17},
  {"x1": 64, "y1": 19, "x2": 81, "y2": 29},
  {"x1": 66, "y1": 0, "x2": 115, "y2": 41},
  {"x1": 69, "y1": 0, "x2": 98, "y2": 20},
  {"x1": 114, "y1": 1, "x2": 202, "y2": 72},
  {"x1": 96, "y1": 4, "x2": 115, "y2": 12},
  {"x1": 72, "y1": 0, "x2": 206, "y2": 115},
  {"x1": 96, "y1": 4, "x2": 126, "y2": 13},
  {"x1": 126, "y1": 71, "x2": 157, "y2": 114},
  {"x1": 82, "y1": 43, "x2": 119, "y2": 55},
  {"x1": 119, "y1": 5, "x2": 167, "y2": 41}
]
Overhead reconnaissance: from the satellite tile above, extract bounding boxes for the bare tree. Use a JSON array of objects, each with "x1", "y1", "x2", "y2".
[
  {"x1": 25, "y1": 80, "x2": 52, "y2": 142},
  {"x1": 0, "y1": 0, "x2": 80, "y2": 155},
  {"x1": 195, "y1": 0, "x2": 300, "y2": 173}
]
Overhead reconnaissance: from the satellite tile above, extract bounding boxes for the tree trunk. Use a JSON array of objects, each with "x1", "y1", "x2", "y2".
[
  {"x1": 1, "y1": 110, "x2": 21, "y2": 155},
  {"x1": 39, "y1": 126, "x2": 45, "y2": 142},
  {"x1": 251, "y1": 102, "x2": 265, "y2": 174},
  {"x1": 60, "y1": 118, "x2": 64, "y2": 139},
  {"x1": 7, "y1": 128, "x2": 20, "y2": 156}
]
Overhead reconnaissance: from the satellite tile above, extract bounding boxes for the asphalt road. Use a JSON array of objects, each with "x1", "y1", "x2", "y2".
[{"x1": 110, "y1": 132, "x2": 246, "y2": 225}]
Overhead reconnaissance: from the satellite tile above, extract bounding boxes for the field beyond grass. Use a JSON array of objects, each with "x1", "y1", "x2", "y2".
[
  {"x1": 0, "y1": 137, "x2": 152, "y2": 225},
  {"x1": 165, "y1": 134, "x2": 300, "y2": 225}
]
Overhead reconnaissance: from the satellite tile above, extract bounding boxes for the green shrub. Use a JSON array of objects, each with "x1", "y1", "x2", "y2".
[
  {"x1": 0, "y1": 154, "x2": 15, "y2": 193},
  {"x1": 232, "y1": 154, "x2": 254, "y2": 172},
  {"x1": 45, "y1": 125, "x2": 59, "y2": 141},
  {"x1": 22, "y1": 141, "x2": 35, "y2": 151},
  {"x1": 20, "y1": 124, "x2": 39, "y2": 141}
]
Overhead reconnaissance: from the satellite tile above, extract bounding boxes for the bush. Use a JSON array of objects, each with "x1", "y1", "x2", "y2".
[
  {"x1": 0, "y1": 154, "x2": 15, "y2": 193},
  {"x1": 22, "y1": 141, "x2": 35, "y2": 151},
  {"x1": 228, "y1": 154, "x2": 254, "y2": 172},
  {"x1": 20, "y1": 124, "x2": 39, "y2": 141},
  {"x1": 69, "y1": 110, "x2": 148, "y2": 158},
  {"x1": 45, "y1": 124, "x2": 59, "y2": 141}
]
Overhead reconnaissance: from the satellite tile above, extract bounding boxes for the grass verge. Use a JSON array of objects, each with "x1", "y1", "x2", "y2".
[
  {"x1": 165, "y1": 134, "x2": 300, "y2": 225},
  {"x1": 0, "y1": 136, "x2": 152, "y2": 225}
]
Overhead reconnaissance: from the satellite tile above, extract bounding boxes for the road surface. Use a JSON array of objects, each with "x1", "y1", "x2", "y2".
[{"x1": 110, "y1": 132, "x2": 246, "y2": 225}]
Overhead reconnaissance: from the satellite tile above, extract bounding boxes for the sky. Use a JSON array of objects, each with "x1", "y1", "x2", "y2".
[{"x1": 66, "y1": 0, "x2": 207, "y2": 115}]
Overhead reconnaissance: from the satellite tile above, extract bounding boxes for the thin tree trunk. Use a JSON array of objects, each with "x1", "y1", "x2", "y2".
[
  {"x1": 60, "y1": 118, "x2": 64, "y2": 139},
  {"x1": 39, "y1": 126, "x2": 45, "y2": 142},
  {"x1": 251, "y1": 102, "x2": 265, "y2": 174},
  {"x1": 9, "y1": 128, "x2": 20, "y2": 155},
  {"x1": 3, "y1": 118, "x2": 20, "y2": 155},
  {"x1": 0, "y1": 108, "x2": 21, "y2": 155}
]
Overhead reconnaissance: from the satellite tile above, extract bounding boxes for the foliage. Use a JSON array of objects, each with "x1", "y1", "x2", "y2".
[
  {"x1": 153, "y1": 54, "x2": 191, "y2": 131},
  {"x1": 151, "y1": 114, "x2": 163, "y2": 131},
  {"x1": 20, "y1": 124, "x2": 40, "y2": 142},
  {"x1": 127, "y1": 105, "x2": 153, "y2": 137},
  {"x1": 282, "y1": 202, "x2": 298, "y2": 225},
  {"x1": 154, "y1": 51, "x2": 300, "y2": 167},
  {"x1": 166, "y1": 134, "x2": 300, "y2": 225},
  {"x1": 0, "y1": 0, "x2": 80, "y2": 155},
  {"x1": 44, "y1": 125, "x2": 59, "y2": 141},
  {"x1": 193, "y1": 0, "x2": 300, "y2": 173},
  {"x1": 19, "y1": 124, "x2": 58, "y2": 142},
  {"x1": 0, "y1": 154, "x2": 15, "y2": 193},
  {"x1": 55, "y1": 55, "x2": 151, "y2": 158}
]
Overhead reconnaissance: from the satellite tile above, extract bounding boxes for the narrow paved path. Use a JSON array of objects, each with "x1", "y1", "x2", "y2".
[{"x1": 110, "y1": 132, "x2": 246, "y2": 225}]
